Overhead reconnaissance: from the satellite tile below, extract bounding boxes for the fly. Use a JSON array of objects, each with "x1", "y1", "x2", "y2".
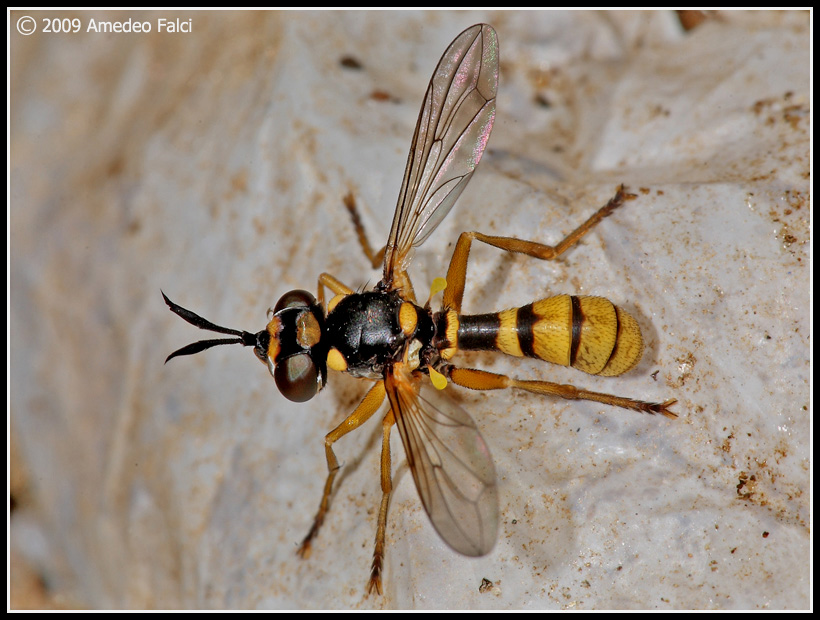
[{"x1": 163, "y1": 24, "x2": 676, "y2": 595}]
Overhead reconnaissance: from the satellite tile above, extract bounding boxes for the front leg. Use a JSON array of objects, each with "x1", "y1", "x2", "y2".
[
  {"x1": 317, "y1": 272, "x2": 354, "y2": 310},
  {"x1": 297, "y1": 381, "x2": 387, "y2": 558}
]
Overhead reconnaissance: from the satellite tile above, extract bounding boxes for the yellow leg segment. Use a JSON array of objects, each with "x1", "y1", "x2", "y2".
[
  {"x1": 367, "y1": 408, "x2": 395, "y2": 596},
  {"x1": 297, "y1": 381, "x2": 387, "y2": 559},
  {"x1": 443, "y1": 185, "x2": 633, "y2": 313},
  {"x1": 446, "y1": 366, "x2": 676, "y2": 418},
  {"x1": 317, "y1": 272, "x2": 354, "y2": 309}
]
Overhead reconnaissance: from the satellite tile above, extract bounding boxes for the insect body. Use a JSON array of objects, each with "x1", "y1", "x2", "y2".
[{"x1": 164, "y1": 24, "x2": 675, "y2": 595}]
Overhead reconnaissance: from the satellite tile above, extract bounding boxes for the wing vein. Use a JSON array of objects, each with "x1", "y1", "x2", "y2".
[
  {"x1": 381, "y1": 24, "x2": 499, "y2": 287},
  {"x1": 386, "y1": 365, "x2": 498, "y2": 556}
]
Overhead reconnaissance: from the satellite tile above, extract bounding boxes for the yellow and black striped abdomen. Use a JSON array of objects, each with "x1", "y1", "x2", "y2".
[{"x1": 455, "y1": 295, "x2": 644, "y2": 376}]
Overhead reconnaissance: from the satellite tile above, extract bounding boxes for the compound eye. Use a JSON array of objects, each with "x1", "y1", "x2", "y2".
[
  {"x1": 274, "y1": 290, "x2": 317, "y2": 313},
  {"x1": 274, "y1": 353, "x2": 320, "y2": 402}
]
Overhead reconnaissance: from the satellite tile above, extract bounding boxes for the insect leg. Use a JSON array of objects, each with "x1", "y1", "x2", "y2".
[
  {"x1": 342, "y1": 192, "x2": 422, "y2": 304},
  {"x1": 317, "y1": 272, "x2": 354, "y2": 309},
  {"x1": 443, "y1": 185, "x2": 633, "y2": 313},
  {"x1": 344, "y1": 192, "x2": 386, "y2": 269},
  {"x1": 297, "y1": 381, "x2": 387, "y2": 559},
  {"x1": 444, "y1": 366, "x2": 677, "y2": 418},
  {"x1": 368, "y1": 407, "x2": 395, "y2": 596}
]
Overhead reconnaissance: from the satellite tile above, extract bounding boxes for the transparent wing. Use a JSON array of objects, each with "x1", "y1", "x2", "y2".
[
  {"x1": 385, "y1": 365, "x2": 498, "y2": 556},
  {"x1": 382, "y1": 24, "x2": 499, "y2": 288}
]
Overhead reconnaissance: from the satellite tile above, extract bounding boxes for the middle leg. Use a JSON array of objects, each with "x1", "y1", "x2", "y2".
[
  {"x1": 344, "y1": 192, "x2": 386, "y2": 270},
  {"x1": 367, "y1": 407, "x2": 396, "y2": 595},
  {"x1": 443, "y1": 185, "x2": 633, "y2": 313}
]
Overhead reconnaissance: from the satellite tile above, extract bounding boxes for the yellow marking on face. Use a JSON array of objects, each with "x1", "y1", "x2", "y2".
[
  {"x1": 297, "y1": 311, "x2": 321, "y2": 348},
  {"x1": 266, "y1": 316, "x2": 282, "y2": 363}
]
